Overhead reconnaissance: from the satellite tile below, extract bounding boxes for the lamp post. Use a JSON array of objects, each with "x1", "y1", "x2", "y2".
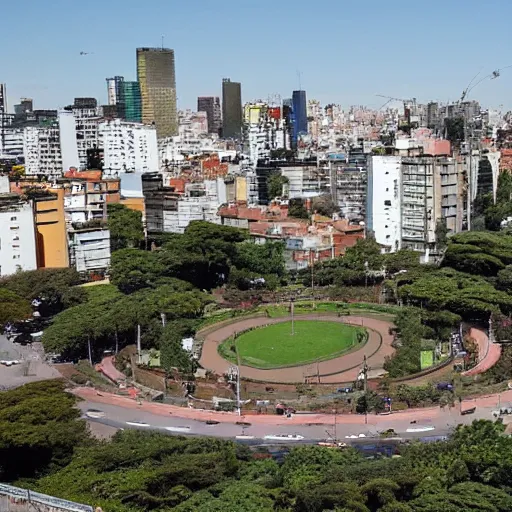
[{"x1": 290, "y1": 297, "x2": 295, "y2": 336}]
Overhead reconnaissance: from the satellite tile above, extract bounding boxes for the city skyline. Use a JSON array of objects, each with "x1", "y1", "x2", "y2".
[{"x1": 2, "y1": 0, "x2": 512, "y2": 112}]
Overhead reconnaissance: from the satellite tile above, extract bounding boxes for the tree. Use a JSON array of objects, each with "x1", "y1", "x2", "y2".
[
  {"x1": 288, "y1": 198, "x2": 309, "y2": 219},
  {"x1": 0, "y1": 268, "x2": 81, "y2": 316},
  {"x1": 312, "y1": 194, "x2": 337, "y2": 217},
  {"x1": 343, "y1": 237, "x2": 384, "y2": 271},
  {"x1": 234, "y1": 241, "x2": 285, "y2": 277},
  {"x1": 0, "y1": 380, "x2": 88, "y2": 482},
  {"x1": 160, "y1": 325, "x2": 197, "y2": 376},
  {"x1": 107, "y1": 203, "x2": 144, "y2": 251},
  {"x1": 385, "y1": 250, "x2": 421, "y2": 275},
  {"x1": 110, "y1": 248, "x2": 166, "y2": 293},
  {"x1": 0, "y1": 288, "x2": 32, "y2": 326},
  {"x1": 267, "y1": 171, "x2": 288, "y2": 199}
]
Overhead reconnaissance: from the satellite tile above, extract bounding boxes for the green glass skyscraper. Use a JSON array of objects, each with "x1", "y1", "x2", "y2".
[{"x1": 121, "y1": 81, "x2": 142, "y2": 123}]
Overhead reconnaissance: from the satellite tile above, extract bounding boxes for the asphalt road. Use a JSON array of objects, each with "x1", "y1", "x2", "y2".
[
  {"x1": 0, "y1": 335, "x2": 60, "y2": 389},
  {"x1": 78, "y1": 399, "x2": 495, "y2": 444}
]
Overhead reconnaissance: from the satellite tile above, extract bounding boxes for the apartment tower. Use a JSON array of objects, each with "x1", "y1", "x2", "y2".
[
  {"x1": 197, "y1": 96, "x2": 221, "y2": 135},
  {"x1": 136, "y1": 47, "x2": 177, "y2": 138},
  {"x1": 221, "y1": 79, "x2": 242, "y2": 139}
]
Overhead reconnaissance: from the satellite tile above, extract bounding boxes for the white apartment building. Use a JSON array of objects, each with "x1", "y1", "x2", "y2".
[
  {"x1": 367, "y1": 155, "x2": 464, "y2": 261},
  {"x1": 0, "y1": 198, "x2": 37, "y2": 277},
  {"x1": 99, "y1": 119, "x2": 158, "y2": 175},
  {"x1": 163, "y1": 179, "x2": 227, "y2": 233},
  {"x1": 72, "y1": 105, "x2": 101, "y2": 169},
  {"x1": 58, "y1": 110, "x2": 80, "y2": 172},
  {"x1": 367, "y1": 155, "x2": 402, "y2": 252},
  {"x1": 0, "y1": 127, "x2": 24, "y2": 158},
  {"x1": 23, "y1": 125, "x2": 62, "y2": 179},
  {"x1": 69, "y1": 229, "x2": 110, "y2": 272}
]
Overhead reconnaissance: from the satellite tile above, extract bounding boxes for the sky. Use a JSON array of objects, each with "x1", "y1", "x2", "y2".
[{"x1": 2, "y1": 0, "x2": 512, "y2": 112}]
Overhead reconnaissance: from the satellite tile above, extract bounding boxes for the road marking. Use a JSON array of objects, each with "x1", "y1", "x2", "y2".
[
  {"x1": 164, "y1": 426, "x2": 191, "y2": 433},
  {"x1": 406, "y1": 426, "x2": 435, "y2": 433},
  {"x1": 126, "y1": 421, "x2": 150, "y2": 427}
]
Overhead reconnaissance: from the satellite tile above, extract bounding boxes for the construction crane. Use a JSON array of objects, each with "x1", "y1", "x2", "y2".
[
  {"x1": 376, "y1": 94, "x2": 416, "y2": 111},
  {"x1": 460, "y1": 65, "x2": 512, "y2": 102}
]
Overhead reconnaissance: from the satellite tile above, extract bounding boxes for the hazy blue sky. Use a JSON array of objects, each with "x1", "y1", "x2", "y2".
[{"x1": 2, "y1": 0, "x2": 512, "y2": 111}]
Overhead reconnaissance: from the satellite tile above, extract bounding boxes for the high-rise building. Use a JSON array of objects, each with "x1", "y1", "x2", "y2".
[
  {"x1": 68, "y1": 98, "x2": 101, "y2": 170},
  {"x1": 197, "y1": 96, "x2": 221, "y2": 135},
  {"x1": 99, "y1": 119, "x2": 158, "y2": 175},
  {"x1": 136, "y1": 47, "x2": 177, "y2": 138},
  {"x1": 106, "y1": 76, "x2": 124, "y2": 106},
  {"x1": 292, "y1": 90, "x2": 307, "y2": 145},
  {"x1": 0, "y1": 84, "x2": 6, "y2": 114},
  {"x1": 121, "y1": 81, "x2": 142, "y2": 123},
  {"x1": 222, "y1": 78, "x2": 242, "y2": 139},
  {"x1": 14, "y1": 98, "x2": 33, "y2": 117}
]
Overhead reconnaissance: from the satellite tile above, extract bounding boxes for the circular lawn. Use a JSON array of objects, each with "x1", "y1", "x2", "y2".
[{"x1": 221, "y1": 320, "x2": 366, "y2": 369}]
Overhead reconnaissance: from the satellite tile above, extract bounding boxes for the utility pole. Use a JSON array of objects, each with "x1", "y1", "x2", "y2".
[
  {"x1": 362, "y1": 355, "x2": 369, "y2": 425},
  {"x1": 290, "y1": 297, "x2": 295, "y2": 336},
  {"x1": 88, "y1": 334, "x2": 93, "y2": 365},
  {"x1": 137, "y1": 324, "x2": 142, "y2": 364}
]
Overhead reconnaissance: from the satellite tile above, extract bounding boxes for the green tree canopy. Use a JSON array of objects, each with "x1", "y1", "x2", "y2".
[
  {"x1": 0, "y1": 288, "x2": 32, "y2": 326},
  {"x1": 107, "y1": 203, "x2": 144, "y2": 251}
]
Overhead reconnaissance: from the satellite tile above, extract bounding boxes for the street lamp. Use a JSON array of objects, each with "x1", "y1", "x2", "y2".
[{"x1": 290, "y1": 297, "x2": 295, "y2": 336}]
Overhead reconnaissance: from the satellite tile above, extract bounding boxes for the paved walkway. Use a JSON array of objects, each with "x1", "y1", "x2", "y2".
[
  {"x1": 463, "y1": 327, "x2": 502, "y2": 376},
  {"x1": 199, "y1": 314, "x2": 395, "y2": 383},
  {"x1": 96, "y1": 355, "x2": 126, "y2": 383}
]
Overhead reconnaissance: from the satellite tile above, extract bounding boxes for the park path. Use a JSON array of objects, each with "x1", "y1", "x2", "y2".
[
  {"x1": 199, "y1": 314, "x2": 395, "y2": 384},
  {"x1": 463, "y1": 327, "x2": 502, "y2": 377}
]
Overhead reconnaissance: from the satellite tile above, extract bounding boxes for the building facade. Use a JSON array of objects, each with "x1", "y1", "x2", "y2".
[
  {"x1": 121, "y1": 81, "x2": 142, "y2": 123},
  {"x1": 33, "y1": 189, "x2": 69, "y2": 269},
  {"x1": 137, "y1": 47, "x2": 178, "y2": 138},
  {"x1": 99, "y1": 119, "x2": 158, "y2": 175},
  {"x1": 197, "y1": 96, "x2": 221, "y2": 135},
  {"x1": 23, "y1": 124, "x2": 63, "y2": 178},
  {"x1": 106, "y1": 76, "x2": 124, "y2": 107},
  {"x1": 222, "y1": 79, "x2": 242, "y2": 139},
  {"x1": 292, "y1": 90, "x2": 307, "y2": 145},
  {"x1": 0, "y1": 196, "x2": 37, "y2": 276}
]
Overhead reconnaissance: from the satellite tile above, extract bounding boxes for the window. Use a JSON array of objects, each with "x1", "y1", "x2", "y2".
[
  {"x1": 10, "y1": 216, "x2": 17, "y2": 221},
  {"x1": 384, "y1": 200, "x2": 391, "y2": 206},
  {"x1": 12, "y1": 254, "x2": 20, "y2": 260}
]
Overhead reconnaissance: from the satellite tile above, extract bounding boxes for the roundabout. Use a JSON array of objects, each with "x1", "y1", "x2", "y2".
[
  {"x1": 219, "y1": 320, "x2": 366, "y2": 369},
  {"x1": 199, "y1": 313, "x2": 396, "y2": 384}
]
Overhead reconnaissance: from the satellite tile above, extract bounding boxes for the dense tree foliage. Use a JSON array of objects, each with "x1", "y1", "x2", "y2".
[
  {"x1": 0, "y1": 381, "x2": 87, "y2": 482},
  {"x1": 267, "y1": 171, "x2": 289, "y2": 199},
  {"x1": 0, "y1": 288, "x2": 32, "y2": 326},
  {"x1": 288, "y1": 198, "x2": 309, "y2": 219},
  {"x1": 0, "y1": 268, "x2": 82, "y2": 316},
  {"x1": 19, "y1": 417, "x2": 512, "y2": 512},
  {"x1": 42, "y1": 284, "x2": 210, "y2": 361},
  {"x1": 107, "y1": 203, "x2": 144, "y2": 251}
]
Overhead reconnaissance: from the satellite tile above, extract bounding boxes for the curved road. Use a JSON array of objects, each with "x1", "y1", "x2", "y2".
[
  {"x1": 199, "y1": 315, "x2": 395, "y2": 383},
  {"x1": 76, "y1": 387, "x2": 508, "y2": 443}
]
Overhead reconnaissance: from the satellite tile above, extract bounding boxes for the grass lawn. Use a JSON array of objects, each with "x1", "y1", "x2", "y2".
[{"x1": 222, "y1": 320, "x2": 365, "y2": 369}]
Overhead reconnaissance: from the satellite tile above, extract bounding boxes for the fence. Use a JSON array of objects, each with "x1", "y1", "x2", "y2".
[{"x1": 0, "y1": 483, "x2": 93, "y2": 512}]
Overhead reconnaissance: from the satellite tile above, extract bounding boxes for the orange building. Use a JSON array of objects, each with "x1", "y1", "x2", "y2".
[{"x1": 33, "y1": 189, "x2": 69, "y2": 268}]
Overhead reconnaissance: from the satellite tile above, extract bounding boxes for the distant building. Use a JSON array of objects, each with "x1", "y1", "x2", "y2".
[
  {"x1": 58, "y1": 110, "x2": 80, "y2": 172},
  {"x1": 222, "y1": 79, "x2": 242, "y2": 139},
  {"x1": 137, "y1": 47, "x2": 178, "y2": 138},
  {"x1": 121, "y1": 81, "x2": 142, "y2": 123},
  {"x1": 197, "y1": 96, "x2": 221, "y2": 135},
  {"x1": 67, "y1": 98, "x2": 101, "y2": 170},
  {"x1": 14, "y1": 98, "x2": 33, "y2": 118},
  {"x1": 106, "y1": 76, "x2": 124, "y2": 106},
  {"x1": 0, "y1": 195, "x2": 37, "y2": 276},
  {"x1": 23, "y1": 123, "x2": 63, "y2": 178},
  {"x1": 99, "y1": 119, "x2": 158, "y2": 175},
  {"x1": 33, "y1": 189, "x2": 69, "y2": 269},
  {"x1": 69, "y1": 228, "x2": 111, "y2": 273},
  {"x1": 292, "y1": 90, "x2": 307, "y2": 145},
  {"x1": 0, "y1": 84, "x2": 6, "y2": 114}
]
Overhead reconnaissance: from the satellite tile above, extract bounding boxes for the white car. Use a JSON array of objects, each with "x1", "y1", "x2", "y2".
[{"x1": 263, "y1": 434, "x2": 304, "y2": 441}]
